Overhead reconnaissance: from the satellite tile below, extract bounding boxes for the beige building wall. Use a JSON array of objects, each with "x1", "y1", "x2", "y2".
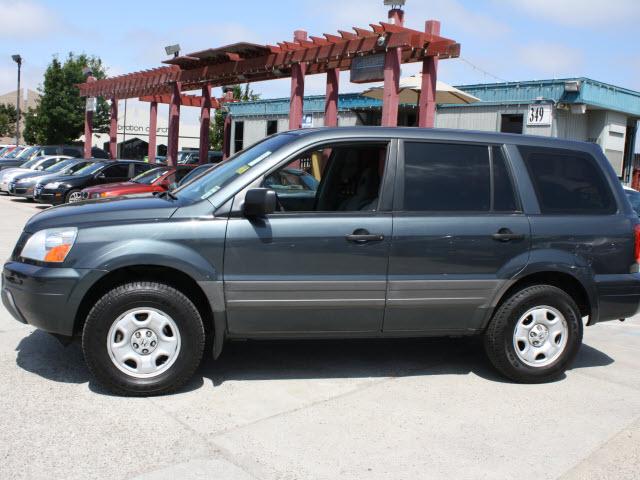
[{"x1": 0, "y1": 89, "x2": 40, "y2": 144}]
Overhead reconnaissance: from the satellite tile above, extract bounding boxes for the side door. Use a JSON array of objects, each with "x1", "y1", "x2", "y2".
[
  {"x1": 223, "y1": 140, "x2": 396, "y2": 335},
  {"x1": 385, "y1": 141, "x2": 531, "y2": 334}
]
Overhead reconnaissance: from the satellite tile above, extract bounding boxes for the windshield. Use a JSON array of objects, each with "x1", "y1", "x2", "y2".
[
  {"x1": 73, "y1": 162, "x2": 106, "y2": 176},
  {"x1": 4, "y1": 147, "x2": 24, "y2": 159},
  {"x1": 16, "y1": 146, "x2": 38, "y2": 159},
  {"x1": 131, "y1": 167, "x2": 169, "y2": 185},
  {"x1": 45, "y1": 159, "x2": 75, "y2": 173},
  {"x1": 174, "y1": 134, "x2": 293, "y2": 203},
  {"x1": 21, "y1": 157, "x2": 42, "y2": 169}
]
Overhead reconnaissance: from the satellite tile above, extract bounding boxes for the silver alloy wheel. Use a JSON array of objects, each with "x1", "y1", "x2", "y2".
[
  {"x1": 106, "y1": 308, "x2": 181, "y2": 378},
  {"x1": 68, "y1": 191, "x2": 83, "y2": 203},
  {"x1": 513, "y1": 305, "x2": 569, "y2": 367}
]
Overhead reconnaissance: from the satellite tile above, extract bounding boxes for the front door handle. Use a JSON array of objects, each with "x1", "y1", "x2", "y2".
[
  {"x1": 346, "y1": 229, "x2": 385, "y2": 244},
  {"x1": 492, "y1": 228, "x2": 525, "y2": 242}
]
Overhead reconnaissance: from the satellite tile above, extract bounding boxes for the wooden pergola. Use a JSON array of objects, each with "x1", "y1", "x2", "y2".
[{"x1": 78, "y1": 7, "x2": 460, "y2": 165}]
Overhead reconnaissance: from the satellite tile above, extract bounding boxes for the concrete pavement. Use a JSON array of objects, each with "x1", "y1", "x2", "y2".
[{"x1": 0, "y1": 194, "x2": 638, "y2": 480}]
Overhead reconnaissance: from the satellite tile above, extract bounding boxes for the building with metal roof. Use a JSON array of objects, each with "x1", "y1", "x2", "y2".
[{"x1": 228, "y1": 77, "x2": 640, "y2": 181}]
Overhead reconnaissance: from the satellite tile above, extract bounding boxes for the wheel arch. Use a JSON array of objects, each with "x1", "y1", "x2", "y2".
[
  {"x1": 487, "y1": 270, "x2": 593, "y2": 330},
  {"x1": 73, "y1": 264, "x2": 224, "y2": 358}
]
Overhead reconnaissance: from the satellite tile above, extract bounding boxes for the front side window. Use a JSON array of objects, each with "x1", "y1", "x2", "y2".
[
  {"x1": 403, "y1": 142, "x2": 491, "y2": 212},
  {"x1": 519, "y1": 146, "x2": 615, "y2": 214},
  {"x1": 102, "y1": 164, "x2": 129, "y2": 179},
  {"x1": 264, "y1": 142, "x2": 388, "y2": 213}
]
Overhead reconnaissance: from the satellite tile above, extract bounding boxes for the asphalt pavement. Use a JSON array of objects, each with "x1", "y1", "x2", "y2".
[{"x1": 0, "y1": 194, "x2": 639, "y2": 480}]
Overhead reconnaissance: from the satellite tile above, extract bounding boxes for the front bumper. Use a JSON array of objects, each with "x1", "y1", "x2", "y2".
[
  {"x1": 2, "y1": 261, "x2": 106, "y2": 336},
  {"x1": 33, "y1": 186, "x2": 65, "y2": 205},
  {"x1": 594, "y1": 273, "x2": 640, "y2": 323},
  {"x1": 9, "y1": 184, "x2": 34, "y2": 198}
]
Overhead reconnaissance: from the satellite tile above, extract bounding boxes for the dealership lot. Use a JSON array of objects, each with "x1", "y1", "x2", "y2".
[{"x1": 0, "y1": 194, "x2": 639, "y2": 480}]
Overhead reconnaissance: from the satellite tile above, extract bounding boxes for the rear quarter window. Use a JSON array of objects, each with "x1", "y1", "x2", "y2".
[{"x1": 518, "y1": 146, "x2": 616, "y2": 215}]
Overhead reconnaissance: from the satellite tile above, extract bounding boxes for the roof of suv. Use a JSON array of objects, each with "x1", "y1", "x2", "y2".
[{"x1": 285, "y1": 127, "x2": 599, "y2": 152}]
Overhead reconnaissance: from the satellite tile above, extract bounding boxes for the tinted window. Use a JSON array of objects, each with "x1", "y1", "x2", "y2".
[
  {"x1": 134, "y1": 163, "x2": 150, "y2": 175},
  {"x1": 404, "y1": 142, "x2": 490, "y2": 211},
  {"x1": 63, "y1": 148, "x2": 79, "y2": 156},
  {"x1": 625, "y1": 189, "x2": 640, "y2": 216},
  {"x1": 519, "y1": 146, "x2": 615, "y2": 214},
  {"x1": 102, "y1": 164, "x2": 129, "y2": 179},
  {"x1": 492, "y1": 147, "x2": 518, "y2": 211}
]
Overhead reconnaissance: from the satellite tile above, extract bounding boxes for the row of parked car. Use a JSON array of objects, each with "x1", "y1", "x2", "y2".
[
  {"x1": 0, "y1": 144, "x2": 109, "y2": 170},
  {"x1": 0, "y1": 155, "x2": 217, "y2": 205}
]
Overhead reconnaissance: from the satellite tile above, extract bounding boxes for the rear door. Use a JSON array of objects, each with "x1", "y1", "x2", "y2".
[{"x1": 385, "y1": 141, "x2": 531, "y2": 334}]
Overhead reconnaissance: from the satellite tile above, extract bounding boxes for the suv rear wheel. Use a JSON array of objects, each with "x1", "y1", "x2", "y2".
[
  {"x1": 484, "y1": 285, "x2": 583, "y2": 383},
  {"x1": 82, "y1": 282, "x2": 205, "y2": 396}
]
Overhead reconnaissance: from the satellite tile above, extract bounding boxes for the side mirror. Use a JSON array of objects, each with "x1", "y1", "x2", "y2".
[
  {"x1": 96, "y1": 173, "x2": 106, "y2": 179},
  {"x1": 243, "y1": 188, "x2": 277, "y2": 217}
]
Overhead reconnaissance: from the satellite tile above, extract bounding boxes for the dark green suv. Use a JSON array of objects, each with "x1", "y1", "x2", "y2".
[{"x1": 3, "y1": 128, "x2": 640, "y2": 396}]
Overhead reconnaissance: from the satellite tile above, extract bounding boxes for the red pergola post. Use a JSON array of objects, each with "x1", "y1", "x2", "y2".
[
  {"x1": 83, "y1": 75, "x2": 96, "y2": 158},
  {"x1": 324, "y1": 68, "x2": 339, "y2": 127},
  {"x1": 381, "y1": 9, "x2": 404, "y2": 127},
  {"x1": 148, "y1": 101, "x2": 158, "y2": 164},
  {"x1": 199, "y1": 85, "x2": 212, "y2": 164},
  {"x1": 223, "y1": 113, "x2": 232, "y2": 160},
  {"x1": 289, "y1": 30, "x2": 308, "y2": 130},
  {"x1": 167, "y1": 82, "x2": 181, "y2": 167},
  {"x1": 109, "y1": 98, "x2": 118, "y2": 159},
  {"x1": 418, "y1": 20, "x2": 441, "y2": 128}
]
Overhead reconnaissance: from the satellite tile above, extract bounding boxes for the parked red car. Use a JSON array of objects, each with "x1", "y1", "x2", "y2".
[{"x1": 80, "y1": 165, "x2": 194, "y2": 200}]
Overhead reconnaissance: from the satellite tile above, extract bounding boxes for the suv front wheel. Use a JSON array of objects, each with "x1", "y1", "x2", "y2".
[
  {"x1": 484, "y1": 285, "x2": 583, "y2": 383},
  {"x1": 82, "y1": 282, "x2": 205, "y2": 396}
]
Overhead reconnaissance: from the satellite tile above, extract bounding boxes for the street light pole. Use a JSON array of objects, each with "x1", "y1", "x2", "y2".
[{"x1": 11, "y1": 54, "x2": 22, "y2": 146}]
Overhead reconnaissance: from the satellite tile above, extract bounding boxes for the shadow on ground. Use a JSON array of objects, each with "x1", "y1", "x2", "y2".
[{"x1": 15, "y1": 329, "x2": 615, "y2": 396}]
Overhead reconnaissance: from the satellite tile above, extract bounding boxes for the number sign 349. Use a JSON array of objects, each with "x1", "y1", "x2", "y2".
[{"x1": 527, "y1": 104, "x2": 552, "y2": 126}]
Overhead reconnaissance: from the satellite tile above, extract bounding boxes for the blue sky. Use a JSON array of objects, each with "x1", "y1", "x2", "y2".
[
  {"x1": 1, "y1": 0, "x2": 639, "y2": 153},
  {"x1": 1, "y1": 0, "x2": 639, "y2": 99}
]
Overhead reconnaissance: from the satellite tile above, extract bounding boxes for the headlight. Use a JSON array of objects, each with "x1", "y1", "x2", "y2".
[
  {"x1": 44, "y1": 182, "x2": 61, "y2": 189},
  {"x1": 20, "y1": 227, "x2": 78, "y2": 263}
]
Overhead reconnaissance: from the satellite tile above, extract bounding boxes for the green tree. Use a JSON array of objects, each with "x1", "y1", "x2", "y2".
[
  {"x1": 0, "y1": 103, "x2": 17, "y2": 138},
  {"x1": 209, "y1": 84, "x2": 260, "y2": 151},
  {"x1": 23, "y1": 53, "x2": 110, "y2": 145}
]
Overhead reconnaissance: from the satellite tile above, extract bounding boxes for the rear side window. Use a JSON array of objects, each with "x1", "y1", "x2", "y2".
[
  {"x1": 519, "y1": 146, "x2": 615, "y2": 214},
  {"x1": 134, "y1": 163, "x2": 150, "y2": 175},
  {"x1": 403, "y1": 142, "x2": 518, "y2": 212}
]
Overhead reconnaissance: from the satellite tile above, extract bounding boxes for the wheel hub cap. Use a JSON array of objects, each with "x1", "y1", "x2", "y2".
[
  {"x1": 528, "y1": 324, "x2": 549, "y2": 347},
  {"x1": 130, "y1": 328, "x2": 158, "y2": 355},
  {"x1": 106, "y1": 308, "x2": 181, "y2": 379},
  {"x1": 513, "y1": 305, "x2": 569, "y2": 368}
]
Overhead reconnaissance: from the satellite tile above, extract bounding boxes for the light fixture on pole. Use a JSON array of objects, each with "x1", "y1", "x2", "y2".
[
  {"x1": 164, "y1": 44, "x2": 181, "y2": 58},
  {"x1": 11, "y1": 54, "x2": 22, "y2": 146},
  {"x1": 383, "y1": 0, "x2": 406, "y2": 8}
]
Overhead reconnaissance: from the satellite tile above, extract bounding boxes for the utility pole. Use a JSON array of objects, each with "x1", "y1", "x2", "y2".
[{"x1": 11, "y1": 54, "x2": 22, "y2": 145}]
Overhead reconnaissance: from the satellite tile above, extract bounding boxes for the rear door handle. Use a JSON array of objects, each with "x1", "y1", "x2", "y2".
[
  {"x1": 492, "y1": 228, "x2": 525, "y2": 242},
  {"x1": 346, "y1": 229, "x2": 385, "y2": 244}
]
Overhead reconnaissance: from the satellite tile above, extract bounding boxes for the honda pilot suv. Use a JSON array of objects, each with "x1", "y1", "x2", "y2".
[{"x1": 3, "y1": 127, "x2": 639, "y2": 396}]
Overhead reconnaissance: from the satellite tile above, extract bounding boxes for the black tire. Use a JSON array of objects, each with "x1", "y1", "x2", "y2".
[
  {"x1": 82, "y1": 282, "x2": 205, "y2": 396},
  {"x1": 65, "y1": 188, "x2": 82, "y2": 203},
  {"x1": 484, "y1": 284, "x2": 583, "y2": 383}
]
